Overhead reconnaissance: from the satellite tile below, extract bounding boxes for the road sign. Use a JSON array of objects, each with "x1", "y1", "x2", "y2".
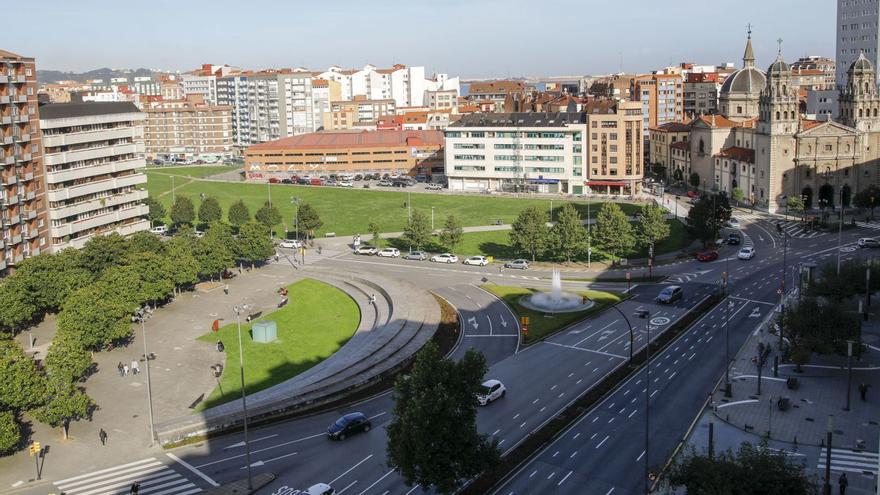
[
  {"x1": 521, "y1": 325, "x2": 528, "y2": 335},
  {"x1": 521, "y1": 316, "x2": 530, "y2": 325}
]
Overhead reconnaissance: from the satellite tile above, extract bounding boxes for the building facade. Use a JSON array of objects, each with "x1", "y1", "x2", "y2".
[
  {"x1": 328, "y1": 97, "x2": 396, "y2": 130},
  {"x1": 648, "y1": 122, "x2": 692, "y2": 173},
  {"x1": 39, "y1": 102, "x2": 149, "y2": 251},
  {"x1": 0, "y1": 50, "x2": 50, "y2": 275},
  {"x1": 836, "y1": 0, "x2": 880, "y2": 86},
  {"x1": 683, "y1": 72, "x2": 720, "y2": 118},
  {"x1": 143, "y1": 95, "x2": 233, "y2": 160},
  {"x1": 633, "y1": 74, "x2": 684, "y2": 139},
  {"x1": 317, "y1": 65, "x2": 458, "y2": 108}
]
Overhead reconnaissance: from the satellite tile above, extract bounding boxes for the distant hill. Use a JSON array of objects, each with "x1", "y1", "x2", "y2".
[{"x1": 37, "y1": 67, "x2": 161, "y2": 84}]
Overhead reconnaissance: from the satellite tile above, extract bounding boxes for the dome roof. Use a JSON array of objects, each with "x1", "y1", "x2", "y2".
[
  {"x1": 850, "y1": 52, "x2": 874, "y2": 73},
  {"x1": 720, "y1": 68, "x2": 766, "y2": 95},
  {"x1": 767, "y1": 56, "x2": 790, "y2": 75}
]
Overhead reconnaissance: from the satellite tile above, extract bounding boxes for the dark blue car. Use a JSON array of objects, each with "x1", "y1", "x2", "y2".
[{"x1": 328, "y1": 412, "x2": 372, "y2": 440}]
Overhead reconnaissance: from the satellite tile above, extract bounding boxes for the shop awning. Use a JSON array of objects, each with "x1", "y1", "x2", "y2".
[{"x1": 585, "y1": 180, "x2": 629, "y2": 187}]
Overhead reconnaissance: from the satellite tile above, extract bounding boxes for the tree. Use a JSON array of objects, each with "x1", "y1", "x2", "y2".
[
  {"x1": 689, "y1": 172, "x2": 701, "y2": 190},
  {"x1": 402, "y1": 210, "x2": 431, "y2": 250},
  {"x1": 551, "y1": 203, "x2": 588, "y2": 263},
  {"x1": 784, "y1": 297, "x2": 861, "y2": 357},
  {"x1": 15, "y1": 249, "x2": 93, "y2": 314},
  {"x1": 686, "y1": 193, "x2": 732, "y2": 247},
  {"x1": 439, "y1": 215, "x2": 464, "y2": 253},
  {"x1": 98, "y1": 265, "x2": 144, "y2": 308},
  {"x1": 194, "y1": 228, "x2": 235, "y2": 280},
  {"x1": 0, "y1": 277, "x2": 38, "y2": 338},
  {"x1": 386, "y1": 342, "x2": 500, "y2": 494},
  {"x1": 57, "y1": 285, "x2": 133, "y2": 351},
  {"x1": 636, "y1": 202, "x2": 670, "y2": 251},
  {"x1": 731, "y1": 187, "x2": 745, "y2": 205},
  {"x1": 122, "y1": 252, "x2": 175, "y2": 306},
  {"x1": 509, "y1": 206, "x2": 550, "y2": 261},
  {"x1": 237, "y1": 222, "x2": 275, "y2": 268},
  {"x1": 593, "y1": 203, "x2": 635, "y2": 263},
  {"x1": 0, "y1": 341, "x2": 47, "y2": 410},
  {"x1": 80, "y1": 233, "x2": 129, "y2": 274},
  {"x1": 33, "y1": 381, "x2": 92, "y2": 440},
  {"x1": 127, "y1": 231, "x2": 167, "y2": 255},
  {"x1": 255, "y1": 201, "x2": 282, "y2": 235},
  {"x1": 296, "y1": 203, "x2": 323, "y2": 239},
  {"x1": 668, "y1": 441, "x2": 818, "y2": 494},
  {"x1": 143, "y1": 196, "x2": 166, "y2": 227},
  {"x1": 44, "y1": 333, "x2": 92, "y2": 384},
  {"x1": 0, "y1": 411, "x2": 20, "y2": 454},
  {"x1": 853, "y1": 184, "x2": 880, "y2": 216},
  {"x1": 228, "y1": 199, "x2": 251, "y2": 227},
  {"x1": 198, "y1": 195, "x2": 223, "y2": 225},
  {"x1": 170, "y1": 196, "x2": 196, "y2": 226},
  {"x1": 368, "y1": 222, "x2": 382, "y2": 248},
  {"x1": 786, "y1": 196, "x2": 805, "y2": 219},
  {"x1": 166, "y1": 236, "x2": 200, "y2": 291}
]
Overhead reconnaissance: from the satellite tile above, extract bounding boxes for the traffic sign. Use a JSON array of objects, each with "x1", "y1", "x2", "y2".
[
  {"x1": 29, "y1": 441, "x2": 40, "y2": 456},
  {"x1": 520, "y1": 316, "x2": 530, "y2": 325},
  {"x1": 521, "y1": 325, "x2": 528, "y2": 335}
]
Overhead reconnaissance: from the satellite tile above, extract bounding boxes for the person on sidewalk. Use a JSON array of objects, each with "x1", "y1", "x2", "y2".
[
  {"x1": 839, "y1": 472, "x2": 848, "y2": 494},
  {"x1": 117, "y1": 362, "x2": 124, "y2": 377},
  {"x1": 223, "y1": 283, "x2": 229, "y2": 295},
  {"x1": 131, "y1": 360, "x2": 140, "y2": 375},
  {"x1": 130, "y1": 482, "x2": 140, "y2": 495},
  {"x1": 99, "y1": 428, "x2": 108, "y2": 446},
  {"x1": 860, "y1": 383, "x2": 868, "y2": 401},
  {"x1": 123, "y1": 364, "x2": 129, "y2": 376}
]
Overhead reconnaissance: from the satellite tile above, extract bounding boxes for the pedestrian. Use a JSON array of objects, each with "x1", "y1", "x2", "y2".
[
  {"x1": 223, "y1": 283, "x2": 229, "y2": 295},
  {"x1": 99, "y1": 428, "x2": 108, "y2": 446},
  {"x1": 275, "y1": 253, "x2": 279, "y2": 262},
  {"x1": 216, "y1": 340, "x2": 225, "y2": 353},
  {"x1": 117, "y1": 362, "x2": 124, "y2": 377},
  {"x1": 839, "y1": 472, "x2": 848, "y2": 495},
  {"x1": 131, "y1": 360, "x2": 140, "y2": 375},
  {"x1": 130, "y1": 482, "x2": 140, "y2": 495},
  {"x1": 123, "y1": 364, "x2": 129, "y2": 376}
]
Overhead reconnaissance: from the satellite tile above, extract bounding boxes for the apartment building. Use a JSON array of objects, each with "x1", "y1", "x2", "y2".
[
  {"x1": 39, "y1": 102, "x2": 149, "y2": 251},
  {"x1": 311, "y1": 78, "x2": 341, "y2": 131},
  {"x1": 216, "y1": 71, "x2": 280, "y2": 148},
  {"x1": 444, "y1": 101, "x2": 643, "y2": 195},
  {"x1": 791, "y1": 56, "x2": 836, "y2": 88},
  {"x1": 244, "y1": 129, "x2": 444, "y2": 180},
  {"x1": 317, "y1": 64, "x2": 458, "y2": 108},
  {"x1": 0, "y1": 50, "x2": 49, "y2": 275},
  {"x1": 425, "y1": 89, "x2": 457, "y2": 111},
  {"x1": 181, "y1": 74, "x2": 217, "y2": 105},
  {"x1": 683, "y1": 72, "x2": 720, "y2": 118},
  {"x1": 464, "y1": 81, "x2": 526, "y2": 108},
  {"x1": 632, "y1": 74, "x2": 684, "y2": 139},
  {"x1": 143, "y1": 95, "x2": 233, "y2": 160},
  {"x1": 836, "y1": 0, "x2": 880, "y2": 85},
  {"x1": 328, "y1": 97, "x2": 396, "y2": 130}
]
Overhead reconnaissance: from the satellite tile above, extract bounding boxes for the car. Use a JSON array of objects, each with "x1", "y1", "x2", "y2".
[
  {"x1": 305, "y1": 483, "x2": 335, "y2": 495},
  {"x1": 656, "y1": 285, "x2": 683, "y2": 304},
  {"x1": 504, "y1": 259, "x2": 530, "y2": 269},
  {"x1": 403, "y1": 250, "x2": 427, "y2": 260},
  {"x1": 392, "y1": 181, "x2": 410, "y2": 188},
  {"x1": 688, "y1": 198, "x2": 699, "y2": 205},
  {"x1": 727, "y1": 233, "x2": 741, "y2": 245},
  {"x1": 477, "y1": 379, "x2": 506, "y2": 406},
  {"x1": 324, "y1": 179, "x2": 338, "y2": 186},
  {"x1": 463, "y1": 256, "x2": 489, "y2": 266},
  {"x1": 727, "y1": 218, "x2": 741, "y2": 229},
  {"x1": 149, "y1": 225, "x2": 167, "y2": 235},
  {"x1": 696, "y1": 250, "x2": 719, "y2": 262},
  {"x1": 327, "y1": 412, "x2": 372, "y2": 440},
  {"x1": 425, "y1": 183, "x2": 443, "y2": 191},
  {"x1": 281, "y1": 178, "x2": 293, "y2": 184},
  {"x1": 309, "y1": 178, "x2": 324, "y2": 186},
  {"x1": 355, "y1": 245, "x2": 378, "y2": 255},
  {"x1": 686, "y1": 190, "x2": 700, "y2": 198},
  {"x1": 337, "y1": 180, "x2": 354, "y2": 187},
  {"x1": 738, "y1": 247, "x2": 756, "y2": 260},
  {"x1": 415, "y1": 175, "x2": 428, "y2": 183},
  {"x1": 859, "y1": 237, "x2": 880, "y2": 248},
  {"x1": 297, "y1": 178, "x2": 310, "y2": 185},
  {"x1": 377, "y1": 180, "x2": 393, "y2": 187},
  {"x1": 430, "y1": 253, "x2": 459, "y2": 263},
  {"x1": 279, "y1": 239, "x2": 302, "y2": 249},
  {"x1": 353, "y1": 174, "x2": 363, "y2": 181},
  {"x1": 268, "y1": 178, "x2": 280, "y2": 184},
  {"x1": 377, "y1": 247, "x2": 400, "y2": 257},
  {"x1": 194, "y1": 230, "x2": 205, "y2": 238}
]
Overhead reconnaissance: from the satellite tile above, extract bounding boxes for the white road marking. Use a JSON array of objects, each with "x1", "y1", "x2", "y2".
[
  {"x1": 167, "y1": 453, "x2": 219, "y2": 487},
  {"x1": 330, "y1": 455, "x2": 373, "y2": 485}
]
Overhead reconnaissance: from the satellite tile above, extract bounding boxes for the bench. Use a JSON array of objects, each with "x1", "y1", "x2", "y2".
[{"x1": 325, "y1": 232, "x2": 336, "y2": 237}]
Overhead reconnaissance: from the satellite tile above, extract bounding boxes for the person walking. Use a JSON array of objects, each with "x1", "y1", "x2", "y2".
[
  {"x1": 223, "y1": 283, "x2": 229, "y2": 295},
  {"x1": 130, "y1": 482, "x2": 140, "y2": 495},
  {"x1": 117, "y1": 362, "x2": 124, "y2": 377},
  {"x1": 123, "y1": 364, "x2": 129, "y2": 376},
  {"x1": 131, "y1": 360, "x2": 140, "y2": 376},
  {"x1": 99, "y1": 428, "x2": 108, "y2": 446},
  {"x1": 839, "y1": 472, "x2": 848, "y2": 495}
]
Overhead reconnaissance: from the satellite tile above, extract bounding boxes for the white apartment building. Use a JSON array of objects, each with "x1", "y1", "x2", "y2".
[
  {"x1": 182, "y1": 74, "x2": 218, "y2": 105},
  {"x1": 39, "y1": 102, "x2": 149, "y2": 251},
  {"x1": 836, "y1": 0, "x2": 880, "y2": 85},
  {"x1": 317, "y1": 64, "x2": 459, "y2": 108},
  {"x1": 278, "y1": 72, "x2": 315, "y2": 137}
]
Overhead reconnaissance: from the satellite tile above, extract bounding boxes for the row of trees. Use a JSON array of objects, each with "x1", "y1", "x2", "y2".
[
  {"x1": 685, "y1": 192, "x2": 732, "y2": 246},
  {"x1": 397, "y1": 212, "x2": 464, "y2": 253}
]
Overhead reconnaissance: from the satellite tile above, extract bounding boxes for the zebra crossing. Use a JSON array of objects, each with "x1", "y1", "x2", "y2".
[
  {"x1": 734, "y1": 212, "x2": 826, "y2": 239},
  {"x1": 856, "y1": 221, "x2": 880, "y2": 232},
  {"x1": 818, "y1": 448, "x2": 879, "y2": 476},
  {"x1": 54, "y1": 458, "x2": 203, "y2": 495}
]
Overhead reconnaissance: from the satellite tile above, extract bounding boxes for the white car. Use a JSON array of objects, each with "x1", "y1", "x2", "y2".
[
  {"x1": 727, "y1": 218, "x2": 741, "y2": 229},
  {"x1": 194, "y1": 230, "x2": 205, "y2": 238},
  {"x1": 477, "y1": 379, "x2": 506, "y2": 406},
  {"x1": 337, "y1": 181, "x2": 354, "y2": 188},
  {"x1": 355, "y1": 245, "x2": 378, "y2": 255},
  {"x1": 858, "y1": 237, "x2": 880, "y2": 248},
  {"x1": 430, "y1": 253, "x2": 459, "y2": 263},
  {"x1": 463, "y1": 256, "x2": 488, "y2": 266},
  {"x1": 305, "y1": 484, "x2": 334, "y2": 495},
  {"x1": 279, "y1": 239, "x2": 302, "y2": 249},
  {"x1": 738, "y1": 247, "x2": 756, "y2": 260},
  {"x1": 149, "y1": 225, "x2": 167, "y2": 235},
  {"x1": 377, "y1": 247, "x2": 400, "y2": 257}
]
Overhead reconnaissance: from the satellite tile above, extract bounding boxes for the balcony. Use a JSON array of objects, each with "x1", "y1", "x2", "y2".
[
  {"x1": 0, "y1": 96, "x2": 8, "y2": 104},
  {"x1": 0, "y1": 116, "x2": 10, "y2": 125},
  {"x1": 47, "y1": 174, "x2": 146, "y2": 202},
  {"x1": 11, "y1": 234, "x2": 21, "y2": 245},
  {"x1": 0, "y1": 259, "x2": 6, "y2": 271},
  {"x1": 48, "y1": 189, "x2": 147, "y2": 220},
  {"x1": 3, "y1": 156, "x2": 12, "y2": 166},
  {"x1": 18, "y1": 133, "x2": 29, "y2": 142},
  {"x1": 1, "y1": 175, "x2": 16, "y2": 186},
  {"x1": 5, "y1": 215, "x2": 20, "y2": 225},
  {"x1": 46, "y1": 158, "x2": 145, "y2": 184},
  {"x1": 14, "y1": 95, "x2": 26, "y2": 104},
  {"x1": 0, "y1": 75, "x2": 7, "y2": 84},
  {"x1": 14, "y1": 75, "x2": 26, "y2": 84},
  {"x1": 24, "y1": 229, "x2": 38, "y2": 239},
  {"x1": 23, "y1": 210, "x2": 35, "y2": 221},
  {"x1": 42, "y1": 126, "x2": 138, "y2": 148},
  {"x1": 16, "y1": 115, "x2": 28, "y2": 124},
  {"x1": 51, "y1": 204, "x2": 149, "y2": 237},
  {"x1": 19, "y1": 172, "x2": 33, "y2": 182},
  {"x1": 43, "y1": 143, "x2": 139, "y2": 167}
]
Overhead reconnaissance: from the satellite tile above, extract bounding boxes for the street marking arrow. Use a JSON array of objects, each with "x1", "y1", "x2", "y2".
[
  {"x1": 749, "y1": 307, "x2": 761, "y2": 318},
  {"x1": 468, "y1": 316, "x2": 479, "y2": 329},
  {"x1": 499, "y1": 315, "x2": 508, "y2": 328}
]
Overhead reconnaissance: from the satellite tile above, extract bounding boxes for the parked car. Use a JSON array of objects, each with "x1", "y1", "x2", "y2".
[
  {"x1": 309, "y1": 178, "x2": 324, "y2": 186},
  {"x1": 686, "y1": 190, "x2": 700, "y2": 198},
  {"x1": 324, "y1": 179, "x2": 338, "y2": 186},
  {"x1": 696, "y1": 250, "x2": 719, "y2": 262},
  {"x1": 327, "y1": 412, "x2": 372, "y2": 440},
  {"x1": 656, "y1": 285, "x2": 683, "y2": 304},
  {"x1": 297, "y1": 178, "x2": 310, "y2": 185},
  {"x1": 194, "y1": 230, "x2": 205, "y2": 238},
  {"x1": 859, "y1": 237, "x2": 880, "y2": 248},
  {"x1": 504, "y1": 259, "x2": 530, "y2": 269},
  {"x1": 355, "y1": 245, "x2": 378, "y2": 255},
  {"x1": 403, "y1": 250, "x2": 427, "y2": 260},
  {"x1": 463, "y1": 256, "x2": 489, "y2": 266},
  {"x1": 281, "y1": 178, "x2": 293, "y2": 184},
  {"x1": 738, "y1": 247, "x2": 756, "y2": 260},
  {"x1": 415, "y1": 174, "x2": 428, "y2": 183},
  {"x1": 430, "y1": 253, "x2": 459, "y2": 263},
  {"x1": 377, "y1": 247, "x2": 400, "y2": 257},
  {"x1": 304, "y1": 484, "x2": 334, "y2": 495},
  {"x1": 426, "y1": 183, "x2": 443, "y2": 191},
  {"x1": 279, "y1": 239, "x2": 302, "y2": 249},
  {"x1": 392, "y1": 180, "x2": 410, "y2": 188},
  {"x1": 377, "y1": 180, "x2": 393, "y2": 187},
  {"x1": 477, "y1": 379, "x2": 506, "y2": 406},
  {"x1": 337, "y1": 180, "x2": 354, "y2": 187},
  {"x1": 268, "y1": 178, "x2": 280, "y2": 184},
  {"x1": 727, "y1": 233, "x2": 741, "y2": 245},
  {"x1": 353, "y1": 174, "x2": 363, "y2": 181},
  {"x1": 727, "y1": 218, "x2": 741, "y2": 229},
  {"x1": 149, "y1": 225, "x2": 167, "y2": 235}
]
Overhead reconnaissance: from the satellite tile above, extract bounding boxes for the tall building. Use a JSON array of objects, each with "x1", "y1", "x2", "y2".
[
  {"x1": 311, "y1": 78, "x2": 341, "y2": 131},
  {"x1": 836, "y1": 0, "x2": 880, "y2": 86},
  {"x1": 718, "y1": 32, "x2": 765, "y2": 121},
  {"x1": 632, "y1": 74, "x2": 684, "y2": 139},
  {"x1": 0, "y1": 50, "x2": 49, "y2": 275},
  {"x1": 683, "y1": 73, "x2": 720, "y2": 118},
  {"x1": 39, "y1": 102, "x2": 149, "y2": 251},
  {"x1": 317, "y1": 64, "x2": 458, "y2": 108},
  {"x1": 181, "y1": 74, "x2": 218, "y2": 105},
  {"x1": 143, "y1": 95, "x2": 233, "y2": 161}
]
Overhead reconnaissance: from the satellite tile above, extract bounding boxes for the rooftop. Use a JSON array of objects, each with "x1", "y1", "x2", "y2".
[
  {"x1": 450, "y1": 112, "x2": 586, "y2": 128},
  {"x1": 716, "y1": 146, "x2": 755, "y2": 163},
  {"x1": 249, "y1": 129, "x2": 444, "y2": 150},
  {"x1": 39, "y1": 102, "x2": 142, "y2": 120},
  {"x1": 650, "y1": 121, "x2": 692, "y2": 133}
]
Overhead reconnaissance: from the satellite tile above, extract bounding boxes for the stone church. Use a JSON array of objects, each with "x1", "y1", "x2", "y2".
[{"x1": 686, "y1": 33, "x2": 880, "y2": 213}]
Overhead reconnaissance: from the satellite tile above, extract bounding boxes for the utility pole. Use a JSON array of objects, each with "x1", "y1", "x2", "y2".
[
  {"x1": 135, "y1": 314, "x2": 156, "y2": 444},
  {"x1": 234, "y1": 304, "x2": 254, "y2": 491},
  {"x1": 824, "y1": 416, "x2": 833, "y2": 495},
  {"x1": 645, "y1": 321, "x2": 651, "y2": 495},
  {"x1": 587, "y1": 202, "x2": 592, "y2": 268},
  {"x1": 171, "y1": 175, "x2": 176, "y2": 204},
  {"x1": 725, "y1": 299, "x2": 733, "y2": 397}
]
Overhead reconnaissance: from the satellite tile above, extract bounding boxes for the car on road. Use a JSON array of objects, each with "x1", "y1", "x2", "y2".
[
  {"x1": 337, "y1": 180, "x2": 354, "y2": 188},
  {"x1": 281, "y1": 178, "x2": 293, "y2": 184},
  {"x1": 355, "y1": 245, "x2": 378, "y2": 255},
  {"x1": 305, "y1": 484, "x2": 334, "y2": 495},
  {"x1": 194, "y1": 230, "x2": 205, "y2": 238},
  {"x1": 425, "y1": 183, "x2": 444, "y2": 190},
  {"x1": 477, "y1": 379, "x2": 506, "y2": 406},
  {"x1": 859, "y1": 237, "x2": 880, "y2": 248},
  {"x1": 297, "y1": 177, "x2": 310, "y2": 185},
  {"x1": 738, "y1": 247, "x2": 756, "y2": 260},
  {"x1": 463, "y1": 255, "x2": 489, "y2": 266},
  {"x1": 656, "y1": 285, "x2": 683, "y2": 304},
  {"x1": 279, "y1": 239, "x2": 302, "y2": 249},
  {"x1": 430, "y1": 253, "x2": 459, "y2": 263},
  {"x1": 377, "y1": 247, "x2": 400, "y2": 257},
  {"x1": 149, "y1": 225, "x2": 167, "y2": 235},
  {"x1": 696, "y1": 250, "x2": 718, "y2": 262},
  {"x1": 504, "y1": 259, "x2": 530, "y2": 269},
  {"x1": 727, "y1": 218, "x2": 741, "y2": 229},
  {"x1": 687, "y1": 190, "x2": 700, "y2": 198},
  {"x1": 377, "y1": 180, "x2": 393, "y2": 187},
  {"x1": 403, "y1": 250, "x2": 427, "y2": 260},
  {"x1": 327, "y1": 412, "x2": 372, "y2": 440},
  {"x1": 727, "y1": 233, "x2": 741, "y2": 245},
  {"x1": 324, "y1": 179, "x2": 338, "y2": 186}
]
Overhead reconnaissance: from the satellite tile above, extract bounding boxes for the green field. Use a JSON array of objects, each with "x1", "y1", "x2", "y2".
[
  {"x1": 145, "y1": 174, "x2": 643, "y2": 237},
  {"x1": 482, "y1": 284, "x2": 623, "y2": 344},
  {"x1": 196, "y1": 278, "x2": 360, "y2": 410},
  {"x1": 146, "y1": 165, "x2": 239, "y2": 178}
]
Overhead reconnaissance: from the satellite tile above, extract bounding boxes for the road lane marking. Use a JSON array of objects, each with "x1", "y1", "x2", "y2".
[
  {"x1": 596, "y1": 435, "x2": 610, "y2": 448},
  {"x1": 358, "y1": 471, "x2": 394, "y2": 495},
  {"x1": 167, "y1": 453, "x2": 220, "y2": 487},
  {"x1": 330, "y1": 454, "x2": 373, "y2": 485},
  {"x1": 557, "y1": 471, "x2": 573, "y2": 486}
]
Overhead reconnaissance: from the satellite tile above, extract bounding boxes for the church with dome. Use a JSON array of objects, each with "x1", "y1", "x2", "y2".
[{"x1": 683, "y1": 32, "x2": 880, "y2": 214}]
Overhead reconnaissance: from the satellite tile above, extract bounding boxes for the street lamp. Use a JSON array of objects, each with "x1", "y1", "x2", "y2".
[
  {"x1": 132, "y1": 309, "x2": 156, "y2": 445},
  {"x1": 290, "y1": 196, "x2": 300, "y2": 241},
  {"x1": 431, "y1": 206, "x2": 435, "y2": 232},
  {"x1": 631, "y1": 308, "x2": 652, "y2": 494},
  {"x1": 837, "y1": 188, "x2": 845, "y2": 275},
  {"x1": 233, "y1": 303, "x2": 254, "y2": 491}
]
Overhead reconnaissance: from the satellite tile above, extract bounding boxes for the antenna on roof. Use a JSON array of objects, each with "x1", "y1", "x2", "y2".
[
  {"x1": 777, "y1": 38, "x2": 783, "y2": 56},
  {"x1": 747, "y1": 23, "x2": 752, "y2": 39}
]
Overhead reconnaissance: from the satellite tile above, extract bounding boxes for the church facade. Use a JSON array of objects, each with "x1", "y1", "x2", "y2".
[{"x1": 684, "y1": 34, "x2": 880, "y2": 213}]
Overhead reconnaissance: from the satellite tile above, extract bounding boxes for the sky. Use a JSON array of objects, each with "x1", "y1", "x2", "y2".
[{"x1": 5, "y1": 0, "x2": 835, "y2": 78}]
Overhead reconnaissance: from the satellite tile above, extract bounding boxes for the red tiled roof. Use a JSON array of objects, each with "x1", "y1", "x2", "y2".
[
  {"x1": 248, "y1": 129, "x2": 444, "y2": 150},
  {"x1": 670, "y1": 140, "x2": 690, "y2": 150},
  {"x1": 802, "y1": 119, "x2": 824, "y2": 131},
  {"x1": 690, "y1": 114, "x2": 756, "y2": 129},
  {"x1": 651, "y1": 121, "x2": 691, "y2": 132},
  {"x1": 468, "y1": 81, "x2": 525, "y2": 94},
  {"x1": 716, "y1": 146, "x2": 755, "y2": 163}
]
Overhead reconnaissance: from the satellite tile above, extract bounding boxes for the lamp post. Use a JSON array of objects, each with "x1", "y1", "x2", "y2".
[
  {"x1": 779, "y1": 231, "x2": 788, "y2": 353},
  {"x1": 132, "y1": 311, "x2": 155, "y2": 445},
  {"x1": 725, "y1": 299, "x2": 733, "y2": 397},
  {"x1": 609, "y1": 305, "x2": 637, "y2": 363},
  {"x1": 290, "y1": 196, "x2": 300, "y2": 241},
  {"x1": 431, "y1": 206, "x2": 435, "y2": 231},
  {"x1": 645, "y1": 316, "x2": 652, "y2": 495},
  {"x1": 824, "y1": 415, "x2": 834, "y2": 495},
  {"x1": 233, "y1": 303, "x2": 254, "y2": 491},
  {"x1": 838, "y1": 188, "x2": 845, "y2": 275}
]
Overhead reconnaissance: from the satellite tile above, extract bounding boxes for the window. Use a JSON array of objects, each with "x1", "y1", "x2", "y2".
[
  {"x1": 453, "y1": 154, "x2": 485, "y2": 161},
  {"x1": 825, "y1": 144, "x2": 833, "y2": 152}
]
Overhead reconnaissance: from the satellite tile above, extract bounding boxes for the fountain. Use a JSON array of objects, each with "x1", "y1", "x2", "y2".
[{"x1": 520, "y1": 269, "x2": 594, "y2": 313}]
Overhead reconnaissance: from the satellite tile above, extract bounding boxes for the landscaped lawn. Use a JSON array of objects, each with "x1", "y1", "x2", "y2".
[
  {"x1": 482, "y1": 284, "x2": 623, "y2": 344},
  {"x1": 196, "y1": 278, "x2": 360, "y2": 410},
  {"x1": 146, "y1": 165, "x2": 239, "y2": 178}
]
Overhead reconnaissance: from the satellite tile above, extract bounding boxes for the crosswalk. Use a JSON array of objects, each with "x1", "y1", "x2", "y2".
[
  {"x1": 818, "y1": 448, "x2": 879, "y2": 476},
  {"x1": 734, "y1": 212, "x2": 826, "y2": 239},
  {"x1": 54, "y1": 458, "x2": 202, "y2": 495},
  {"x1": 856, "y1": 221, "x2": 880, "y2": 232}
]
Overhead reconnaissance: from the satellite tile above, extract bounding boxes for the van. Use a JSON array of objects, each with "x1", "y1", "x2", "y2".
[{"x1": 656, "y1": 285, "x2": 683, "y2": 304}]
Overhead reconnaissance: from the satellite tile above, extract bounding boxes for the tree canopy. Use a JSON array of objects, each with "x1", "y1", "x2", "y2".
[
  {"x1": 636, "y1": 202, "x2": 670, "y2": 250},
  {"x1": 237, "y1": 222, "x2": 275, "y2": 267},
  {"x1": 402, "y1": 210, "x2": 431, "y2": 250},
  {"x1": 551, "y1": 203, "x2": 588, "y2": 263},
  {"x1": 228, "y1": 199, "x2": 251, "y2": 227},
  {"x1": 170, "y1": 196, "x2": 196, "y2": 226},
  {"x1": 686, "y1": 193, "x2": 731, "y2": 246},
  {"x1": 509, "y1": 206, "x2": 550, "y2": 261},
  {"x1": 143, "y1": 196, "x2": 166, "y2": 226},
  {"x1": 593, "y1": 202, "x2": 635, "y2": 262},
  {"x1": 57, "y1": 285, "x2": 133, "y2": 351},
  {"x1": 198, "y1": 196, "x2": 223, "y2": 224},
  {"x1": 0, "y1": 340, "x2": 47, "y2": 410},
  {"x1": 255, "y1": 201, "x2": 282, "y2": 233},
  {"x1": 296, "y1": 203, "x2": 323, "y2": 238},
  {"x1": 439, "y1": 215, "x2": 464, "y2": 253}
]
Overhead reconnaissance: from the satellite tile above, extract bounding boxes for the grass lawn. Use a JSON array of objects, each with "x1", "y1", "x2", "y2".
[
  {"x1": 146, "y1": 165, "x2": 239, "y2": 178},
  {"x1": 145, "y1": 173, "x2": 643, "y2": 237},
  {"x1": 196, "y1": 278, "x2": 360, "y2": 410},
  {"x1": 482, "y1": 284, "x2": 623, "y2": 345}
]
